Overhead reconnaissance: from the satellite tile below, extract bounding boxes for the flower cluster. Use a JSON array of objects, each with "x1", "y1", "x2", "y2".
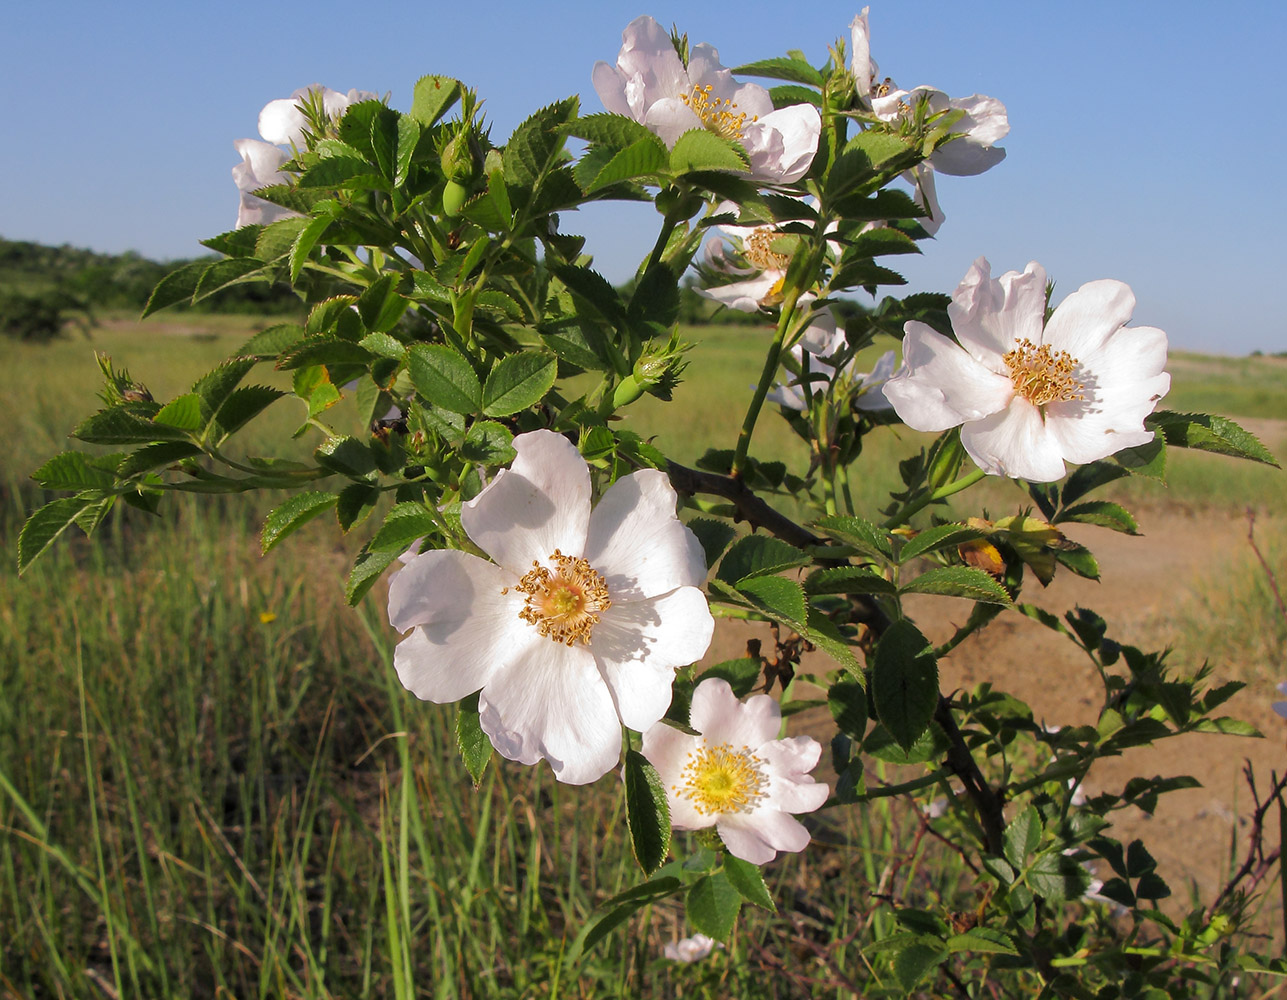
[
  {"x1": 232, "y1": 84, "x2": 375, "y2": 229},
  {"x1": 768, "y1": 313, "x2": 896, "y2": 413},
  {"x1": 593, "y1": 16, "x2": 820, "y2": 183},
  {"x1": 883, "y1": 257, "x2": 1171, "y2": 481}
]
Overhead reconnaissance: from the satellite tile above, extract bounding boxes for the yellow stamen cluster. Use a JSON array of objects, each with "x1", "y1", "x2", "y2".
[
  {"x1": 515, "y1": 550, "x2": 612, "y2": 646},
  {"x1": 679, "y1": 84, "x2": 757, "y2": 142},
  {"x1": 676, "y1": 742, "x2": 766, "y2": 816},
  {"x1": 744, "y1": 228, "x2": 792, "y2": 273},
  {"x1": 1003, "y1": 338, "x2": 1085, "y2": 407}
]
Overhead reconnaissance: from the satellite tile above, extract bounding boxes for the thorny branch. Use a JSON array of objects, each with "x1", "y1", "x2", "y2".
[{"x1": 1211, "y1": 761, "x2": 1287, "y2": 914}]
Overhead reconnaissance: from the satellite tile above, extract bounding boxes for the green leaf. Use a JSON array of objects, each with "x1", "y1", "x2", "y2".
[
  {"x1": 686, "y1": 871, "x2": 742, "y2": 940},
  {"x1": 276, "y1": 337, "x2": 373, "y2": 371},
  {"x1": 1027, "y1": 851, "x2": 1092, "y2": 902},
  {"x1": 736, "y1": 575, "x2": 806, "y2": 627},
  {"x1": 717, "y1": 534, "x2": 808, "y2": 584},
  {"x1": 18, "y1": 496, "x2": 97, "y2": 572},
  {"x1": 410, "y1": 74, "x2": 462, "y2": 126},
  {"x1": 456, "y1": 692, "x2": 492, "y2": 785},
  {"x1": 1115, "y1": 435, "x2": 1167, "y2": 480},
  {"x1": 805, "y1": 608, "x2": 862, "y2": 676},
  {"x1": 254, "y1": 216, "x2": 310, "y2": 261},
  {"x1": 1150, "y1": 410, "x2": 1279, "y2": 466},
  {"x1": 369, "y1": 503, "x2": 439, "y2": 553},
  {"x1": 394, "y1": 114, "x2": 420, "y2": 187},
  {"x1": 828, "y1": 680, "x2": 868, "y2": 740},
  {"x1": 872, "y1": 620, "x2": 938, "y2": 753},
  {"x1": 699, "y1": 658, "x2": 761, "y2": 698},
  {"x1": 584, "y1": 135, "x2": 669, "y2": 191},
  {"x1": 153, "y1": 394, "x2": 203, "y2": 432},
  {"x1": 732, "y1": 56, "x2": 823, "y2": 87},
  {"x1": 803, "y1": 566, "x2": 897, "y2": 596},
  {"x1": 768, "y1": 84, "x2": 822, "y2": 109},
  {"x1": 336, "y1": 482, "x2": 379, "y2": 531},
  {"x1": 346, "y1": 547, "x2": 400, "y2": 605},
  {"x1": 461, "y1": 420, "x2": 517, "y2": 465},
  {"x1": 1004, "y1": 806, "x2": 1042, "y2": 868},
  {"x1": 813, "y1": 515, "x2": 893, "y2": 561},
  {"x1": 899, "y1": 522, "x2": 983, "y2": 562},
  {"x1": 75, "y1": 406, "x2": 191, "y2": 445},
  {"x1": 686, "y1": 519, "x2": 736, "y2": 569},
  {"x1": 503, "y1": 96, "x2": 578, "y2": 188},
  {"x1": 211, "y1": 385, "x2": 285, "y2": 440},
  {"x1": 624, "y1": 751, "x2": 670, "y2": 875},
  {"x1": 193, "y1": 258, "x2": 267, "y2": 301},
  {"x1": 893, "y1": 943, "x2": 948, "y2": 993},
  {"x1": 261, "y1": 492, "x2": 338, "y2": 553},
  {"x1": 723, "y1": 855, "x2": 776, "y2": 912},
  {"x1": 945, "y1": 928, "x2": 1018, "y2": 955},
  {"x1": 141, "y1": 260, "x2": 209, "y2": 316},
  {"x1": 116, "y1": 442, "x2": 202, "y2": 478},
  {"x1": 235, "y1": 323, "x2": 306, "y2": 359},
  {"x1": 1061, "y1": 460, "x2": 1129, "y2": 506},
  {"x1": 32, "y1": 452, "x2": 115, "y2": 491},
  {"x1": 289, "y1": 212, "x2": 337, "y2": 283},
  {"x1": 670, "y1": 129, "x2": 749, "y2": 174},
  {"x1": 481, "y1": 351, "x2": 557, "y2": 417},
  {"x1": 569, "y1": 113, "x2": 655, "y2": 147},
  {"x1": 864, "y1": 721, "x2": 948, "y2": 765},
  {"x1": 900, "y1": 566, "x2": 1013, "y2": 607},
  {"x1": 1057, "y1": 500, "x2": 1139, "y2": 534},
  {"x1": 357, "y1": 273, "x2": 409, "y2": 333},
  {"x1": 566, "y1": 876, "x2": 683, "y2": 963},
  {"x1": 406, "y1": 343, "x2": 482, "y2": 415},
  {"x1": 315, "y1": 436, "x2": 377, "y2": 478}
]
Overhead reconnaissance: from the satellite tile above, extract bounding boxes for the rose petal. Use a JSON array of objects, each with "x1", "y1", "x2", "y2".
[
  {"x1": 883, "y1": 322, "x2": 1013, "y2": 431},
  {"x1": 388, "y1": 550, "x2": 528, "y2": 702},
  {"x1": 1042, "y1": 279, "x2": 1139, "y2": 363},
  {"x1": 640, "y1": 723, "x2": 712, "y2": 830},
  {"x1": 948, "y1": 258, "x2": 1047, "y2": 367},
  {"x1": 462, "y1": 429, "x2": 591, "y2": 574},
  {"x1": 744, "y1": 104, "x2": 821, "y2": 184},
  {"x1": 643, "y1": 99, "x2": 705, "y2": 148},
  {"x1": 690, "y1": 680, "x2": 780, "y2": 749},
  {"x1": 717, "y1": 809, "x2": 812, "y2": 864},
  {"x1": 961, "y1": 397, "x2": 1070, "y2": 481},
  {"x1": 585, "y1": 470, "x2": 706, "y2": 598},
  {"x1": 478, "y1": 638, "x2": 622, "y2": 785},
  {"x1": 593, "y1": 588, "x2": 714, "y2": 730}
]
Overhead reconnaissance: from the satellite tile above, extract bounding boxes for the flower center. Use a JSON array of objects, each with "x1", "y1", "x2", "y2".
[
  {"x1": 1003, "y1": 338, "x2": 1085, "y2": 407},
  {"x1": 515, "y1": 550, "x2": 612, "y2": 646},
  {"x1": 676, "y1": 742, "x2": 766, "y2": 816},
  {"x1": 744, "y1": 228, "x2": 792, "y2": 273},
  {"x1": 679, "y1": 84, "x2": 757, "y2": 142}
]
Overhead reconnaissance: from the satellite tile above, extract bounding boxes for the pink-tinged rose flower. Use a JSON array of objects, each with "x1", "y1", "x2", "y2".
[
  {"x1": 593, "y1": 16, "x2": 820, "y2": 184},
  {"x1": 883, "y1": 257, "x2": 1171, "y2": 482},
  {"x1": 388, "y1": 431, "x2": 714, "y2": 785},
  {"x1": 641, "y1": 678, "x2": 829, "y2": 864}
]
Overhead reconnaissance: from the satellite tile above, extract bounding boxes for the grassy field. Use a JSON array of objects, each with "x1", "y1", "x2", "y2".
[{"x1": 1, "y1": 315, "x2": 1285, "y2": 997}]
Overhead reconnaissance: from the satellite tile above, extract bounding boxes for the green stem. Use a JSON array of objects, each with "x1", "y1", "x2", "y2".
[
  {"x1": 883, "y1": 467, "x2": 986, "y2": 529},
  {"x1": 645, "y1": 212, "x2": 681, "y2": 273},
  {"x1": 731, "y1": 285, "x2": 802, "y2": 477}
]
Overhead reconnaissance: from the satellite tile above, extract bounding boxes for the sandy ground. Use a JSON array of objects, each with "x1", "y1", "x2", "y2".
[{"x1": 702, "y1": 503, "x2": 1286, "y2": 926}]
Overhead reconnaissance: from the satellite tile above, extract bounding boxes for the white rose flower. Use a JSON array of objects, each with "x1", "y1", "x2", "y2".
[
  {"x1": 258, "y1": 84, "x2": 379, "y2": 148},
  {"x1": 664, "y1": 933, "x2": 722, "y2": 962},
  {"x1": 873, "y1": 85, "x2": 1008, "y2": 176},
  {"x1": 768, "y1": 311, "x2": 896, "y2": 413},
  {"x1": 641, "y1": 678, "x2": 829, "y2": 864},
  {"x1": 698, "y1": 201, "x2": 839, "y2": 311},
  {"x1": 231, "y1": 139, "x2": 297, "y2": 229},
  {"x1": 388, "y1": 430, "x2": 715, "y2": 785},
  {"x1": 882, "y1": 257, "x2": 1171, "y2": 482},
  {"x1": 592, "y1": 15, "x2": 820, "y2": 184}
]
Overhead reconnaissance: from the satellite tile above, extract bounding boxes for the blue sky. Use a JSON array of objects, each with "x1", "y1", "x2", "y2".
[{"x1": 4, "y1": 0, "x2": 1284, "y2": 353}]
